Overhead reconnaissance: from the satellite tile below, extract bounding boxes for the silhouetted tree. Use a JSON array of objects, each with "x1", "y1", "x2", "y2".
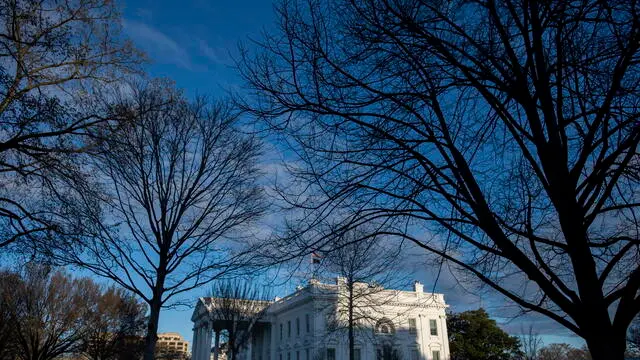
[
  {"x1": 0, "y1": 271, "x2": 20, "y2": 359},
  {"x1": 59, "y1": 83, "x2": 266, "y2": 360},
  {"x1": 239, "y1": 1, "x2": 640, "y2": 358},
  {"x1": 629, "y1": 316, "x2": 640, "y2": 356},
  {"x1": 448, "y1": 309, "x2": 522, "y2": 360},
  {"x1": 0, "y1": 264, "x2": 101, "y2": 360},
  {"x1": 208, "y1": 280, "x2": 272, "y2": 360},
  {"x1": 537, "y1": 344, "x2": 573, "y2": 360},
  {"x1": 83, "y1": 286, "x2": 147, "y2": 360},
  {"x1": 518, "y1": 326, "x2": 542, "y2": 360},
  {"x1": 0, "y1": 0, "x2": 142, "y2": 253},
  {"x1": 537, "y1": 343, "x2": 591, "y2": 360}
]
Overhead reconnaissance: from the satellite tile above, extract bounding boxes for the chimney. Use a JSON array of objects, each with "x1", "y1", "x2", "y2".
[{"x1": 414, "y1": 281, "x2": 424, "y2": 294}]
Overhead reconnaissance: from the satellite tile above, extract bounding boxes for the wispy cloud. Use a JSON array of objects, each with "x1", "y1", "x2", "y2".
[
  {"x1": 199, "y1": 40, "x2": 233, "y2": 66},
  {"x1": 123, "y1": 19, "x2": 195, "y2": 70}
]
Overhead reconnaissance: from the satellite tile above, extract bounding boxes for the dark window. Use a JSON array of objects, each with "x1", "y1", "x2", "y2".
[
  {"x1": 306, "y1": 349, "x2": 310, "y2": 360},
  {"x1": 280, "y1": 323, "x2": 283, "y2": 340},
  {"x1": 288, "y1": 320, "x2": 291, "y2": 337},
  {"x1": 327, "y1": 348, "x2": 336, "y2": 360},
  {"x1": 432, "y1": 350, "x2": 440, "y2": 360},
  {"x1": 408, "y1": 318, "x2": 417, "y2": 334},
  {"x1": 306, "y1": 314, "x2": 310, "y2": 332},
  {"x1": 354, "y1": 348, "x2": 361, "y2": 360},
  {"x1": 429, "y1": 319, "x2": 438, "y2": 336},
  {"x1": 410, "y1": 349, "x2": 419, "y2": 360},
  {"x1": 296, "y1": 351, "x2": 300, "y2": 360},
  {"x1": 287, "y1": 353, "x2": 291, "y2": 360},
  {"x1": 296, "y1": 317, "x2": 300, "y2": 335}
]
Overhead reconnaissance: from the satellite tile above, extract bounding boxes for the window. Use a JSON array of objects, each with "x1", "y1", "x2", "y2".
[
  {"x1": 296, "y1": 351, "x2": 300, "y2": 360},
  {"x1": 429, "y1": 319, "x2": 438, "y2": 336},
  {"x1": 377, "y1": 345, "x2": 395, "y2": 360},
  {"x1": 296, "y1": 317, "x2": 300, "y2": 335},
  {"x1": 354, "y1": 348, "x2": 361, "y2": 360},
  {"x1": 306, "y1": 314, "x2": 310, "y2": 332},
  {"x1": 326, "y1": 313, "x2": 337, "y2": 331},
  {"x1": 327, "y1": 348, "x2": 336, "y2": 360},
  {"x1": 432, "y1": 350, "x2": 440, "y2": 360},
  {"x1": 280, "y1": 324, "x2": 283, "y2": 340},
  {"x1": 279, "y1": 355, "x2": 282, "y2": 360},
  {"x1": 408, "y1": 318, "x2": 417, "y2": 334},
  {"x1": 288, "y1": 353, "x2": 291, "y2": 360},
  {"x1": 306, "y1": 349, "x2": 310, "y2": 360},
  {"x1": 410, "y1": 349, "x2": 419, "y2": 360},
  {"x1": 288, "y1": 320, "x2": 292, "y2": 337},
  {"x1": 375, "y1": 318, "x2": 395, "y2": 334}
]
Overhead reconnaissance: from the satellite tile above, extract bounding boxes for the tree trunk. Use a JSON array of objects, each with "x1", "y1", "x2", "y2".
[
  {"x1": 584, "y1": 328, "x2": 627, "y2": 360},
  {"x1": 143, "y1": 296, "x2": 162, "y2": 360},
  {"x1": 348, "y1": 283, "x2": 354, "y2": 360},
  {"x1": 229, "y1": 327, "x2": 236, "y2": 360}
]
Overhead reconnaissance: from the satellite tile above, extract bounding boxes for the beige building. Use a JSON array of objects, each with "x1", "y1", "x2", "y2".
[{"x1": 157, "y1": 332, "x2": 190, "y2": 358}]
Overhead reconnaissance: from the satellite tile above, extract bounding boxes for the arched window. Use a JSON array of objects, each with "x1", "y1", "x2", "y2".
[{"x1": 375, "y1": 318, "x2": 395, "y2": 335}]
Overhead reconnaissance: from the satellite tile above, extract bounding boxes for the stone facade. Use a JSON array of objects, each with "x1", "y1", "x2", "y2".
[
  {"x1": 157, "y1": 332, "x2": 190, "y2": 358},
  {"x1": 192, "y1": 279, "x2": 450, "y2": 360}
]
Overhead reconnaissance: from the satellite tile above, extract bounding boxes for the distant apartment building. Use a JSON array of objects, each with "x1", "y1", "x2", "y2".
[
  {"x1": 191, "y1": 278, "x2": 450, "y2": 360},
  {"x1": 157, "y1": 332, "x2": 190, "y2": 359}
]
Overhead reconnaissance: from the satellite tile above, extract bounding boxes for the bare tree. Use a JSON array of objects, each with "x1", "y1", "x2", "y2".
[
  {"x1": 82, "y1": 286, "x2": 147, "y2": 360},
  {"x1": 58, "y1": 83, "x2": 266, "y2": 360},
  {"x1": 0, "y1": 0, "x2": 143, "y2": 252},
  {"x1": 238, "y1": 0, "x2": 640, "y2": 358},
  {"x1": 629, "y1": 316, "x2": 640, "y2": 356},
  {"x1": 207, "y1": 280, "x2": 272, "y2": 360},
  {"x1": 313, "y1": 229, "x2": 406, "y2": 360},
  {"x1": 537, "y1": 343, "x2": 591, "y2": 360},
  {"x1": 0, "y1": 264, "x2": 101, "y2": 360},
  {"x1": 519, "y1": 325, "x2": 543, "y2": 360},
  {"x1": 538, "y1": 344, "x2": 573, "y2": 360},
  {"x1": 0, "y1": 270, "x2": 20, "y2": 360}
]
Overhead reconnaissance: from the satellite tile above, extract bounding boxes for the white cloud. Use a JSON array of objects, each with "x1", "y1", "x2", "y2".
[
  {"x1": 199, "y1": 40, "x2": 233, "y2": 66},
  {"x1": 123, "y1": 19, "x2": 195, "y2": 70}
]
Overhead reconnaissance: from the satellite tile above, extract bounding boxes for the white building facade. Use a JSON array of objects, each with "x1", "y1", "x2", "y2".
[{"x1": 191, "y1": 278, "x2": 450, "y2": 360}]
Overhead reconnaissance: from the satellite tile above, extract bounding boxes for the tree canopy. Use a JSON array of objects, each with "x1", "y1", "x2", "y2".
[
  {"x1": 0, "y1": 0, "x2": 142, "y2": 253},
  {"x1": 448, "y1": 309, "x2": 522, "y2": 360},
  {"x1": 239, "y1": 0, "x2": 640, "y2": 358}
]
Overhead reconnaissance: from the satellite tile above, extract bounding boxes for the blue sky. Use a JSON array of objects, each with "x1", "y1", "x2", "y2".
[
  {"x1": 117, "y1": 0, "x2": 585, "y2": 350},
  {"x1": 118, "y1": 0, "x2": 279, "y2": 343},
  {"x1": 121, "y1": 0, "x2": 275, "y2": 97}
]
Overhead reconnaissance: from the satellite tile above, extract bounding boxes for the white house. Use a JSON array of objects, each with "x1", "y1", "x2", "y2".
[{"x1": 191, "y1": 278, "x2": 450, "y2": 360}]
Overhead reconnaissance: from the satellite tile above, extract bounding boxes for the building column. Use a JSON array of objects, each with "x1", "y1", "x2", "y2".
[
  {"x1": 440, "y1": 315, "x2": 449, "y2": 360},
  {"x1": 270, "y1": 323, "x2": 277, "y2": 360},
  {"x1": 198, "y1": 325, "x2": 206, "y2": 360},
  {"x1": 193, "y1": 326, "x2": 201, "y2": 360},
  {"x1": 419, "y1": 315, "x2": 426, "y2": 358},
  {"x1": 246, "y1": 332, "x2": 253, "y2": 360},
  {"x1": 214, "y1": 329, "x2": 220, "y2": 360},
  {"x1": 200, "y1": 326, "x2": 207, "y2": 360},
  {"x1": 204, "y1": 322, "x2": 212, "y2": 360}
]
